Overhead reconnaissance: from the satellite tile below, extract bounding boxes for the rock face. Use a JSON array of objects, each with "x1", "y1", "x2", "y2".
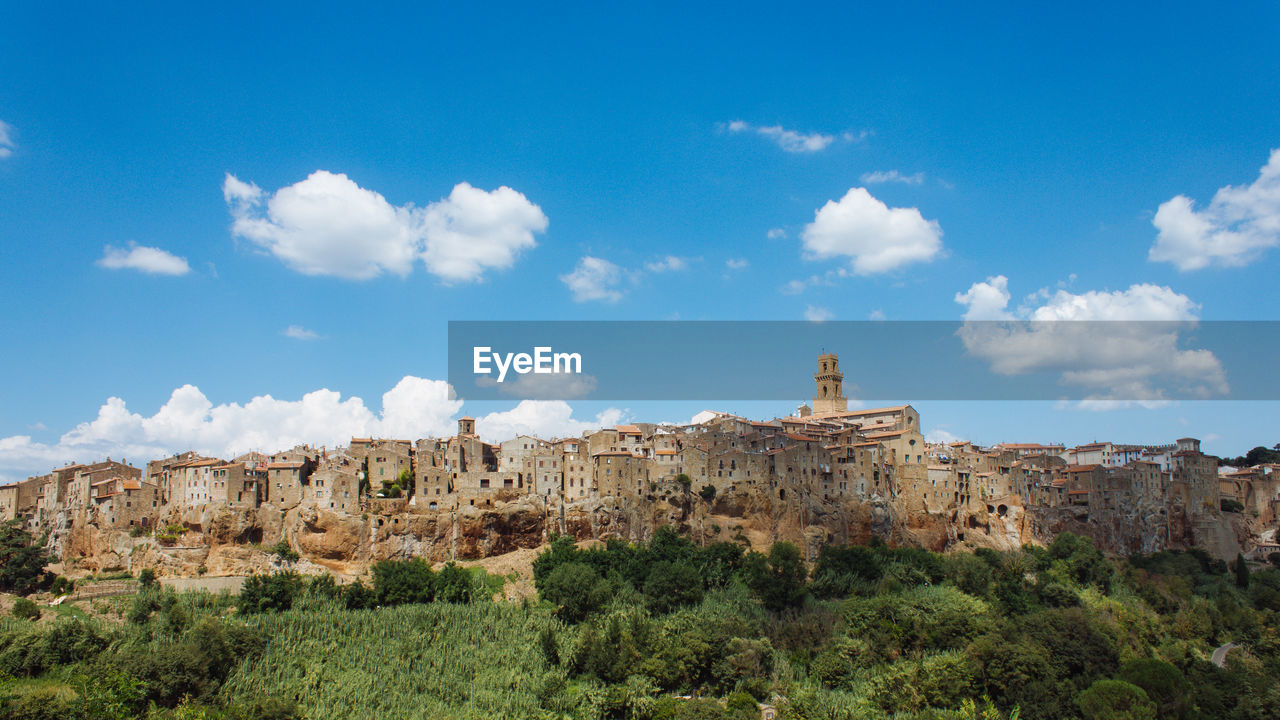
[{"x1": 55, "y1": 486, "x2": 1243, "y2": 577}]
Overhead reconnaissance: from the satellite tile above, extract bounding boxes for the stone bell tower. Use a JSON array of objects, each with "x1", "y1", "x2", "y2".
[{"x1": 812, "y1": 353, "x2": 847, "y2": 414}]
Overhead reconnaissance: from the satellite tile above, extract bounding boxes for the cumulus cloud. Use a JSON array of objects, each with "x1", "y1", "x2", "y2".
[
  {"x1": 282, "y1": 325, "x2": 320, "y2": 341},
  {"x1": 643, "y1": 255, "x2": 689, "y2": 273},
  {"x1": 223, "y1": 171, "x2": 547, "y2": 282},
  {"x1": 954, "y1": 276, "x2": 1227, "y2": 402},
  {"x1": 860, "y1": 170, "x2": 924, "y2": 185},
  {"x1": 725, "y1": 258, "x2": 750, "y2": 271},
  {"x1": 475, "y1": 401, "x2": 625, "y2": 442},
  {"x1": 801, "y1": 187, "x2": 943, "y2": 275},
  {"x1": 725, "y1": 121, "x2": 861, "y2": 153},
  {"x1": 1150, "y1": 149, "x2": 1280, "y2": 270},
  {"x1": 0, "y1": 376, "x2": 462, "y2": 479},
  {"x1": 561, "y1": 256, "x2": 624, "y2": 302},
  {"x1": 0, "y1": 120, "x2": 13, "y2": 158},
  {"x1": 926, "y1": 428, "x2": 962, "y2": 444},
  {"x1": 0, "y1": 378, "x2": 629, "y2": 479},
  {"x1": 954, "y1": 275, "x2": 1014, "y2": 321},
  {"x1": 96, "y1": 243, "x2": 191, "y2": 276},
  {"x1": 804, "y1": 305, "x2": 833, "y2": 322}
]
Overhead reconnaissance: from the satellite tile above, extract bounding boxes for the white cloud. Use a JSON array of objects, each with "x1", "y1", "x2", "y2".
[
  {"x1": 0, "y1": 120, "x2": 13, "y2": 158},
  {"x1": 725, "y1": 258, "x2": 750, "y2": 271},
  {"x1": 223, "y1": 171, "x2": 547, "y2": 282},
  {"x1": 781, "y1": 278, "x2": 810, "y2": 295},
  {"x1": 420, "y1": 182, "x2": 550, "y2": 282},
  {"x1": 868, "y1": 309, "x2": 886, "y2": 321},
  {"x1": 475, "y1": 401, "x2": 624, "y2": 442},
  {"x1": 1150, "y1": 148, "x2": 1280, "y2": 270},
  {"x1": 860, "y1": 170, "x2": 925, "y2": 185},
  {"x1": 954, "y1": 277, "x2": 1227, "y2": 403},
  {"x1": 766, "y1": 228, "x2": 787, "y2": 240},
  {"x1": 804, "y1": 305, "x2": 833, "y2": 322},
  {"x1": 801, "y1": 187, "x2": 943, "y2": 275},
  {"x1": 282, "y1": 325, "x2": 320, "y2": 341},
  {"x1": 0, "y1": 376, "x2": 463, "y2": 478},
  {"x1": 926, "y1": 428, "x2": 962, "y2": 444},
  {"x1": 561, "y1": 256, "x2": 624, "y2": 302},
  {"x1": 96, "y1": 243, "x2": 191, "y2": 276},
  {"x1": 954, "y1": 275, "x2": 1014, "y2": 321},
  {"x1": 725, "y1": 120, "x2": 855, "y2": 153},
  {"x1": 644, "y1": 255, "x2": 689, "y2": 273}
]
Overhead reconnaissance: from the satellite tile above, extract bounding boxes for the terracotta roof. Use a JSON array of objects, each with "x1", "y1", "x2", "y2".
[
  {"x1": 121, "y1": 479, "x2": 142, "y2": 490},
  {"x1": 615, "y1": 425, "x2": 642, "y2": 434},
  {"x1": 654, "y1": 450, "x2": 677, "y2": 456},
  {"x1": 1067, "y1": 464, "x2": 1101, "y2": 472},
  {"x1": 1068, "y1": 490, "x2": 1090, "y2": 495},
  {"x1": 784, "y1": 433, "x2": 820, "y2": 442},
  {"x1": 864, "y1": 429, "x2": 907, "y2": 439},
  {"x1": 267, "y1": 462, "x2": 304, "y2": 469},
  {"x1": 593, "y1": 451, "x2": 634, "y2": 457}
]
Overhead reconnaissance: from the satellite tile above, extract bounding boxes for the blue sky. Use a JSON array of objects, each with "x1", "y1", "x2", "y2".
[{"x1": 1, "y1": 2, "x2": 1278, "y2": 477}]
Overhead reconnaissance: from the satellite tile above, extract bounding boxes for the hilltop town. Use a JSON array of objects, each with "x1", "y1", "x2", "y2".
[{"x1": 3, "y1": 354, "x2": 1276, "y2": 577}]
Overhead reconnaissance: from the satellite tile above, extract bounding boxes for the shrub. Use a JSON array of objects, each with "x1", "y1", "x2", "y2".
[
  {"x1": 1076, "y1": 679, "x2": 1156, "y2": 720},
  {"x1": 540, "y1": 562, "x2": 610, "y2": 623},
  {"x1": 372, "y1": 558, "x2": 435, "y2": 606},
  {"x1": 0, "y1": 519, "x2": 50, "y2": 595},
  {"x1": 239, "y1": 572, "x2": 305, "y2": 614},
  {"x1": 272, "y1": 539, "x2": 299, "y2": 563},
  {"x1": 11, "y1": 597, "x2": 40, "y2": 620},
  {"x1": 48, "y1": 575, "x2": 74, "y2": 596},
  {"x1": 740, "y1": 542, "x2": 807, "y2": 612},
  {"x1": 138, "y1": 568, "x2": 157, "y2": 587}
]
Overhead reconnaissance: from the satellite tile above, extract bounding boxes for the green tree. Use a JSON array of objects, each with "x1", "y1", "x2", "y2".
[
  {"x1": 643, "y1": 561, "x2": 703, "y2": 614},
  {"x1": 436, "y1": 562, "x2": 474, "y2": 604},
  {"x1": 1117, "y1": 658, "x2": 1189, "y2": 717},
  {"x1": 1076, "y1": 679, "x2": 1156, "y2": 720},
  {"x1": 741, "y1": 541, "x2": 807, "y2": 611},
  {"x1": 372, "y1": 558, "x2": 436, "y2": 606},
  {"x1": 1235, "y1": 552, "x2": 1250, "y2": 588},
  {"x1": 138, "y1": 568, "x2": 157, "y2": 587},
  {"x1": 540, "y1": 562, "x2": 611, "y2": 622},
  {"x1": 238, "y1": 571, "x2": 305, "y2": 614},
  {"x1": 0, "y1": 519, "x2": 49, "y2": 595}
]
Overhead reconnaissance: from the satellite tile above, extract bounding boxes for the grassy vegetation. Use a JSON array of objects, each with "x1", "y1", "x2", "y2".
[{"x1": 0, "y1": 531, "x2": 1278, "y2": 719}]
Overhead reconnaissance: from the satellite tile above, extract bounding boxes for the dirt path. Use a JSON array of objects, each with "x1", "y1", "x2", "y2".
[{"x1": 161, "y1": 576, "x2": 247, "y2": 594}]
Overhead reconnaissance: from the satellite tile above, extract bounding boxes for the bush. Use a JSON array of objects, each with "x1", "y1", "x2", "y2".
[
  {"x1": 1220, "y1": 498, "x2": 1244, "y2": 513},
  {"x1": 372, "y1": 558, "x2": 435, "y2": 606},
  {"x1": 540, "y1": 562, "x2": 610, "y2": 622},
  {"x1": 239, "y1": 572, "x2": 305, "y2": 614},
  {"x1": 1076, "y1": 679, "x2": 1156, "y2": 720},
  {"x1": 0, "y1": 520, "x2": 49, "y2": 595},
  {"x1": 272, "y1": 539, "x2": 299, "y2": 563},
  {"x1": 740, "y1": 542, "x2": 807, "y2": 612},
  {"x1": 48, "y1": 575, "x2": 74, "y2": 596},
  {"x1": 11, "y1": 597, "x2": 40, "y2": 620},
  {"x1": 139, "y1": 568, "x2": 157, "y2": 587}
]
